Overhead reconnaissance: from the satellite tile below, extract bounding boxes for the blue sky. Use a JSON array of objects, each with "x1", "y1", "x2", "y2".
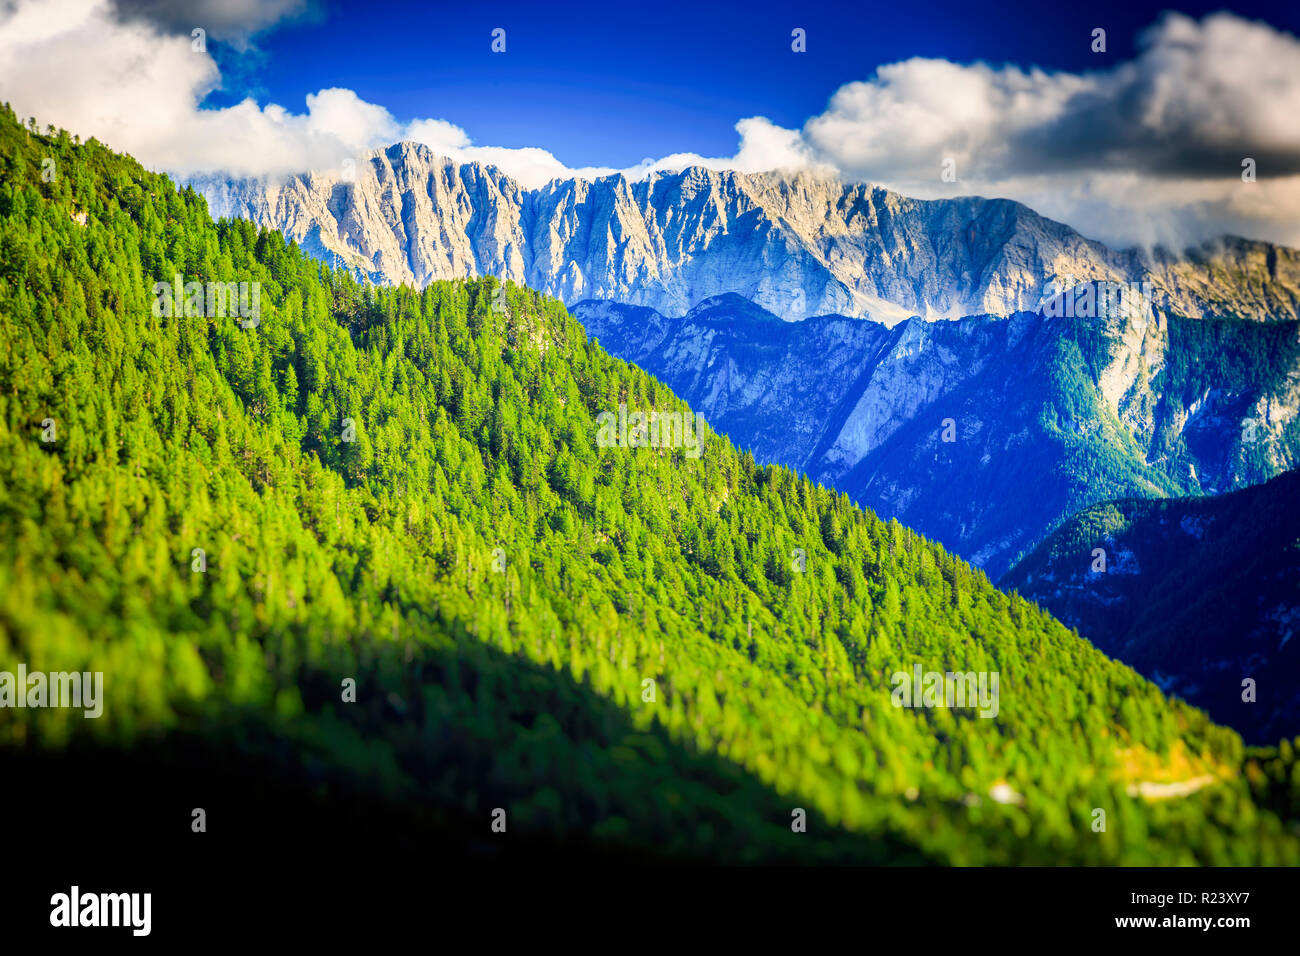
[{"x1": 212, "y1": 0, "x2": 1300, "y2": 170}]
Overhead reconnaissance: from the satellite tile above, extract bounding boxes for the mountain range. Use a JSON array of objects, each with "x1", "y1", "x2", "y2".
[
  {"x1": 12, "y1": 105, "x2": 1300, "y2": 865},
  {"x1": 193, "y1": 143, "x2": 1300, "y2": 326},
  {"x1": 15, "y1": 106, "x2": 1300, "y2": 868}
]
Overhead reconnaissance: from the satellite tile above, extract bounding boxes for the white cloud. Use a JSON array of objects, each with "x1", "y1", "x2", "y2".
[
  {"x1": 800, "y1": 12, "x2": 1300, "y2": 248},
  {"x1": 621, "y1": 117, "x2": 819, "y2": 180},
  {"x1": 2, "y1": 1, "x2": 1299, "y2": 248}
]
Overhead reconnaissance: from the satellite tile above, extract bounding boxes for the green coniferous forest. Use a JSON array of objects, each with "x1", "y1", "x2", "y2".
[{"x1": 2, "y1": 106, "x2": 1299, "y2": 865}]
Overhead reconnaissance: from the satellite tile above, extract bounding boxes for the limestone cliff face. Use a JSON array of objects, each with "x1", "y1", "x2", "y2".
[{"x1": 194, "y1": 144, "x2": 1300, "y2": 324}]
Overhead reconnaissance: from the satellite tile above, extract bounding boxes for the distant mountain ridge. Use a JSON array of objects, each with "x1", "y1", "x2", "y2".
[
  {"x1": 1001, "y1": 470, "x2": 1300, "y2": 743},
  {"x1": 575, "y1": 294, "x2": 1300, "y2": 578},
  {"x1": 193, "y1": 142, "x2": 1300, "y2": 324}
]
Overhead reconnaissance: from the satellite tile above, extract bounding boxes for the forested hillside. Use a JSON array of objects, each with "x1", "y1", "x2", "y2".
[
  {"x1": 2, "y1": 106, "x2": 1298, "y2": 865},
  {"x1": 1003, "y1": 471, "x2": 1300, "y2": 744}
]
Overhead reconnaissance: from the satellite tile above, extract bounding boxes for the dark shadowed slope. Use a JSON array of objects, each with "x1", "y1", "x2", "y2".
[{"x1": 1002, "y1": 470, "x2": 1300, "y2": 744}]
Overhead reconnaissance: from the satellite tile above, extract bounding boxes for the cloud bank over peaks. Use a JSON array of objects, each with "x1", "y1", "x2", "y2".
[{"x1": 801, "y1": 12, "x2": 1300, "y2": 249}]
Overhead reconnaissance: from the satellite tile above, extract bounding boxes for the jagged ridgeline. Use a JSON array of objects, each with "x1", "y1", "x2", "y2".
[{"x1": 1, "y1": 106, "x2": 1297, "y2": 865}]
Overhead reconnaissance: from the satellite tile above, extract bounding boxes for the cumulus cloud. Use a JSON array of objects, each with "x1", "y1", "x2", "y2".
[
  {"x1": 0, "y1": 0, "x2": 375, "y2": 175},
  {"x1": 802, "y1": 12, "x2": 1300, "y2": 248},
  {"x1": 2, "y1": 0, "x2": 1298, "y2": 249},
  {"x1": 621, "y1": 117, "x2": 821, "y2": 179}
]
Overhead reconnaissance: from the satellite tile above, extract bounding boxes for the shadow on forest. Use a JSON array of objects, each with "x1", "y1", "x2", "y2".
[{"x1": 2, "y1": 634, "x2": 940, "y2": 874}]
